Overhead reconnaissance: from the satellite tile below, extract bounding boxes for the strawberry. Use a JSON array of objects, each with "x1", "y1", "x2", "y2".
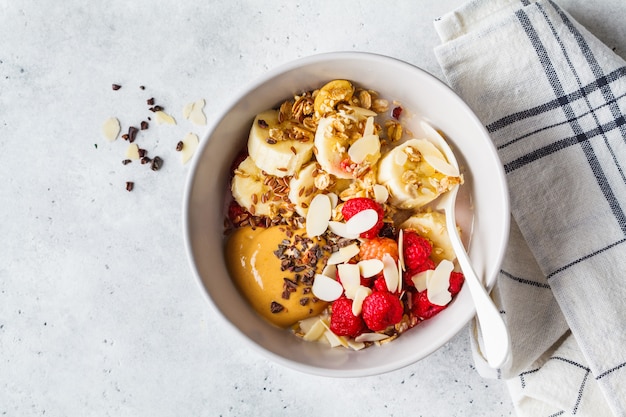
[
  {"x1": 361, "y1": 291, "x2": 403, "y2": 332},
  {"x1": 402, "y1": 230, "x2": 432, "y2": 271},
  {"x1": 329, "y1": 297, "x2": 366, "y2": 338},
  {"x1": 341, "y1": 197, "x2": 385, "y2": 239},
  {"x1": 412, "y1": 290, "x2": 446, "y2": 320}
]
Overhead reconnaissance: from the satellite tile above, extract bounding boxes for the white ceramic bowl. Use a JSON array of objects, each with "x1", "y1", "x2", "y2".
[{"x1": 183, "y1": 52, "x2": 509, "y2": 377}]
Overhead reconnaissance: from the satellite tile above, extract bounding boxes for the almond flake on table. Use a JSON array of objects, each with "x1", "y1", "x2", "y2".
[
  {"x1": 180, "y1": 132, "x2": 199, "y2": 164},
  {"x1": 182, "y1": 99, "x2": 207, "y2": 126},
  {"x1": 125, "y1": 144, "x2": 140, "y2": 160},
  {"x1": 154, "y1": 110, "x2": 176, "y2": 125},
  {"x1": 102, "y1": 117, "x2": 120, "y2": 141}
]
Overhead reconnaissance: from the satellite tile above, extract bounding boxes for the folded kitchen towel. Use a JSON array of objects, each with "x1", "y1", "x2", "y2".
[{"x1": 433, "y1": 1, "x2": 626, "y2": 416}]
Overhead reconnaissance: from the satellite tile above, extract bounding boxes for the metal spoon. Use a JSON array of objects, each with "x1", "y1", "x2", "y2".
[{"x1": 423, "y1": 122, "x2": 510, "y2": 368}]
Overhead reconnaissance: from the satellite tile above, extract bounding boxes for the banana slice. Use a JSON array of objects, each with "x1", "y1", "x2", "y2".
[
  {"x1": 377, "y1": 138, "x2": 461, "y2": 210},
  {"x1": 313, "y1": 79, "x2": 355, "y2": 117},
  {"x1": 288, "y1": 162, "x2": 320, "y2": 217},
  {"x1": 314, "y1": 115, "x2": 381, "y2": 180},
  {"x1": 248, "y1": 110, "x2": 314, "y2": 177},
  {"x1": 401, "y1": 211, "x2": 456, "y2": 263},
  {"x1": 231, "y1": 156, "x2": 289, "y2": 219}
]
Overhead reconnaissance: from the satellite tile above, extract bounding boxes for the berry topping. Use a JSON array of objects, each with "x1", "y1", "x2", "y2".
[
  {"x1": 341, "y1": 197, "x2": 385, "y2": 239},
  {"x1": 329, "y1": 297, "x2": 367, "y2": 338},
  {"x1": 412, "y1": 290, "x2": 446, "y2": 320},
  {"x1": 373, "y1": 276, "x2": 389, "y2": 292},
  {"x1": 359, "y1": 237, "x2": 399, "y2": 262},
  {"x1": 228, "y1": 200, "x2": 249, "y2": 224},
  {"x1": 361, "y1": 291, "x2": 403, "y2": 332},
  {"x1": 449, "y1": 271, "x2": 465, "y2": 296},
  {"x1": 402, "y1": 230, "x2": 432, "y2": 271},
  {"x1": 392, "y1": 106, "x2": 403, "y2": 120}
]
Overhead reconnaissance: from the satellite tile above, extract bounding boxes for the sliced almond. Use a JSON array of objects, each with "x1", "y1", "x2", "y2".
[
  {"x1": 125, "y1": 144, "x2": 140, "y2": 160},
  {"x1": 394, "y1": 148, "x2": 408, "y2": 165},
  {"x1": 182, "y1": 102, "x2": 194, "y2": 119},
  {"x1": 382, "y1": 253, "x2": 399, "y2": 293},
  {"x1": 327, "y1": 243, "x2": 360, "y2": 265},
  {"x1": 397, "y1": 259, "x2": 403, "y2": 293},
  {"x1": 354, "y1": 332, "x2": 390, "y2": 343},
  {"x1": 155, "y1": 110, "x2": 176, "y2": 125},
  {"x1": 337, "y1": 263, "x2": 360, "y2": 296},
  {"x1": 183, "y1": 98, "x2": 207, "y2": 126},
  {"x1": 358, "y1": 259, "x2": 384, "y2": 278},
  {"x1": 347, "y1": 134, "x2": 380, "y2": 164},
  {"x1": 429, "y1": 288, "x2": 452, "y2": 306},
  {"x1": 327, "y1": 192, "x2": 339, "y2": 209},
  {"x1": 180, "y1": 132, "x2": 199, "y2": 165},
  {"x1": 411, "y1": 270, "x2": 431, "y2": 292},
  {"x1": 321, "y1": 263, "x2": 337, "y2": 278},
  {"x1": 344, "y1": 105, "x2": 377, "y2": 118},
  {"x1": 312, "y1": 274, "x2": 343, "y2": 302},
  {"x1": 324, "y1": 330, "x2": 348, "y2": 348},
  {"x1": 298, "y1": 316, "x2": 321, "y2": 334},
  {"x1": 398, "y1": 228, "x2": 405, "y2": 271},
  {"x1": 302, "y1": 318, "x2": 326, "y2": 341},
  {"x1": 347, "y1": 339, "x2": 366, "y2": 351},
  {"x1": 373, "y1": 184, "x2": 389, "y2": 204},
  {"x1": 423, "y1": 153, "x2": 459, "y2": 177},
  {"x1": 327, "y1": 220, "x2": 359, "y2": 239},
  {"x1": 363, "y1": 116, "x2": 375, "y2": 137},
  {"x1": 427, "y1": 259, "x2": 454, "y2": 306},
  {"x1": 102, "y1": 117, "x2": 120, "y2": 141},
  {"x1": 351, "y1": 285, "x2": 372, "y2": 316},
  {"x1": 306, "y1": 194, "x2": 331, "y2": 237},
  {"x1": 345, "y1": 209, "x2": 378, "y2": 236}
]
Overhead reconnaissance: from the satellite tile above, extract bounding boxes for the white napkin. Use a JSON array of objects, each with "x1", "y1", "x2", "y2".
[{"x1": 434, "y1": 1, "x2": 626, "y2": 416}]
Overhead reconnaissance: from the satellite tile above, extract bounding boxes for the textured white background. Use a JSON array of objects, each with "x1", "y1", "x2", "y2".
[{"x1": 1, "y1": 1, "x2": 624, "y2": 416}]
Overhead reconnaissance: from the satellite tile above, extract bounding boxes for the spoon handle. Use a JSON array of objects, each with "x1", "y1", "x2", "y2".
[{"x1": 445, "y1": 190, "x2": 510, "y2": 368}]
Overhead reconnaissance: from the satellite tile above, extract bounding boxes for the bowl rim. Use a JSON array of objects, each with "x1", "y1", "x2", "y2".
[{"x1": 182, "y1": 51, "x2": 510, "y2": 377}]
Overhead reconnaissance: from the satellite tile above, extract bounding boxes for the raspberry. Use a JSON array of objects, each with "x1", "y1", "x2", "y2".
[
  {"x1": 361, "y1": 291, "x2": 404, "y2": 331},
  {"x1": 229, "y1": 150, "x2": 248, "y2": 177},
  {"x1": 228, "y1": 200, "x2": 248, "y2": 224},
  {"x1": 449, "y1": 271, "x2": 465, "y2": 296},
  {"x1": 359, "y1": 237, "x2": 398, "y2": 262},
  {"x1": 402, "y1": 230, "x2": 432, "y2": 271},
  {"x1": 373, "y1": 276, "x2": 388, "y2": 292},
  {"x1": 341, "y1": 197, "x2": 385, "y2": 239},
  {"x1": 412, "y1": 290, "x2": 446, "y2": 320},
  {"x1": 329, "y1": 297, "x2": 366, "y2": 338}
]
